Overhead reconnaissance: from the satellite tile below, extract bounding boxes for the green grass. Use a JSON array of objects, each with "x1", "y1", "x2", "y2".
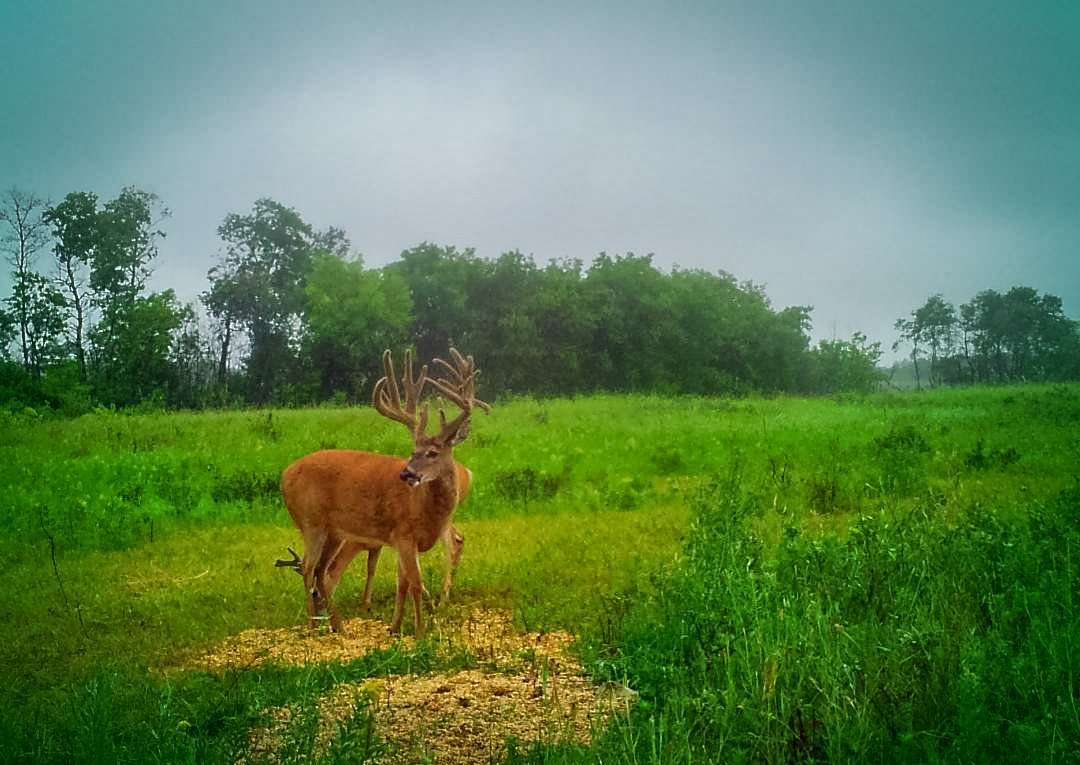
[{"x1": 1, "y1": 384, "x2": 1079, "y2": 762}]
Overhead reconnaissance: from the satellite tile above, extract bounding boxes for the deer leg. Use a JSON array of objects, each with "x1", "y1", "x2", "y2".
[
  {"x1": 302, "y1": 528, "x2": 329, "y2": 629},
  {"x1": 398, "y1": 543, "x2": 425, "y2": 638},
  {"x1": 389, "y1": 543, "x2": 425, "y2": 636},
  {"x1": 439, "y1": 525, "x2": 464, "y2": 604},
  {"x1": 362, "y1": 547, "x2": 382, "y2": 610},
  {"x1": 390, "y1": 555, "x2": 409, "y2": 636},
  {"x1": 323, "y1": 540, "x2": 367, "y2": 600},
  {"x1": 315, "y1": 534, "x2": 346, "y2": 633}
]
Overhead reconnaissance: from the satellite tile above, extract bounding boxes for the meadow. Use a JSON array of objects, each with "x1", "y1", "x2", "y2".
[{"x1": 1, "y1": 384, "x2": 1078, "y2": 763}]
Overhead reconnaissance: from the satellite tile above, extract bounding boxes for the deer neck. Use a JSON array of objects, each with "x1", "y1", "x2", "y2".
[
  {"x1": 408, "y1": 463, "x2": 459, "y2": 552},
  {"x1": 421, "y1": 462, "x2": 460, "y2": 518}
]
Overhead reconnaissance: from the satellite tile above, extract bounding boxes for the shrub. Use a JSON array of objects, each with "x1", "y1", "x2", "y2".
[{"x1": 493, "y1": 466, "x2": 564, "y2": 503}]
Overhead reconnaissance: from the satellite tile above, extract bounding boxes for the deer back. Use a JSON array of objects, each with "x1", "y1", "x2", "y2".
[{"x1": 281, "y1": 449, "x2": 463, "y2": 553}]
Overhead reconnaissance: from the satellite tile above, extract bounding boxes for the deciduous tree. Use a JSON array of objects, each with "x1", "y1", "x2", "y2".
[
  {"x1": 0, "y1": 188, "x2": 52, "y2": 369},
  {"x1": 303, "y1": 253, "x2": 412, "y2": 399},
  {"x1": 44, "y1": 192, "x2": 98, "y2": 379},
  {"x1": 205, "y1": 198, "x2": 317, "y2": 403}
]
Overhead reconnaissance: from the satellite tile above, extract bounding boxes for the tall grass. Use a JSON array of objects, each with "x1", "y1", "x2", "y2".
[{"x1": 560, "y1": 477, "x2": 1079, "y2": 762}]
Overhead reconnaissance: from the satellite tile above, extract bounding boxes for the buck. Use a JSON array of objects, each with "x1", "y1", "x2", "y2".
[{"x1": 277, "y1": 348, "x2": 489, "y2": 636}]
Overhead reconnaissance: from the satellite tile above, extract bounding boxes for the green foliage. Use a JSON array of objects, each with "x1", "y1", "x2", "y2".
[
  {"x1": 898, "y1": 287, "x2": 1080, "y2": 387},
  {"x1": 0, "y1": 648, "x2": 423, "y2": 764},
  {"x1": 0, "y1": 306, "x2": 14, "y2": 358},
  {"x1": 386, "y1": 248, "x2": 824, "y2": 398},
  {"x1": 0, "y1": 359, "x2": 92, "y2": 415},
  {"x1": 206, "y1": 198, "x2": 319, "y2": 403},
  {"x1": 871, "y1": 422, "x2": 931, "y2": 494},
  {"x1": 90, "y1": 187, "x2": 168, "y2": 301},
  {"x1": 90, "y1": 290, "x2": 186, "y2": 407},
  {"x1": 387, "y1": 242, "x2": 484, "y2": 366},
  {"x1": 303, "y1": 253, "x2": 412, "y2": 400},
  {"x1": 914, "y1": 293, "x2": 956, "y2": 386},
  {"x1": 963, "y1": 438, "x2": 1020, "y2": 471},
  {"x1": 808, "y1": 331, "x2": 885, "y2": 393},
  {"x1": 2, "y1": 188, "x2": 59, "y2": 374},
  {"x1": 8, "y1": 187, "x2": 1080, "y2": 414},
  {"x1": 492, "y1": 466, "x2": 566, "y2": 503},
  {"x1": 44, "y1": 191, "x2": 98, "y2": 378},
  {"x1": 168, "y1": 304, "x2": 218, "y2": 409},
  {"x1": 38, "y1": 187, "x2": 186, "y2": 408},
  {"x1": 4, "y1": 271, "x2": 67, "y2": 374}
]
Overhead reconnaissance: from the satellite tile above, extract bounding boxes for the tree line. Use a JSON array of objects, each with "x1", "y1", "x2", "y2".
[
  {"x1": 894, "y1": 290, "x2": 1080, "y2": 389},
  {"x1": 4, "y1": 185, "x2": 1068, "y2": 414}
]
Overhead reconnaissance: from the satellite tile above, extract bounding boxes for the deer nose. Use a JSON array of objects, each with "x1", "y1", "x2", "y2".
[{"x1": 399, "y1": 467, "x2": 418, "y2": 483}]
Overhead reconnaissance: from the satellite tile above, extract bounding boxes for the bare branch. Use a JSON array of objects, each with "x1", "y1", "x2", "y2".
[{"x1": 274, "y1": 546, "x2": 303, "y2": 575}]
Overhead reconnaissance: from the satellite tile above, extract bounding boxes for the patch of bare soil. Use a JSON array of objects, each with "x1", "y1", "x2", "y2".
[
  {"x1": 211, "y1": 608, "x2": 635, "y2": 764},
  {"x1": 191, "y1": 618, "x2": 414, "y2": 672},
  {"x1": 438, "y1": 608, "x2": 579, "y2": 672},
  {"x1": 248, "y1": 667, "x2": 629, "y2": 764}
]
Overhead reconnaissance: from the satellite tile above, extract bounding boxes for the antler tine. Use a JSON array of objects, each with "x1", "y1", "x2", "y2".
[
  {"x1": 373, "y1": 351, "x2": 402, "y2": 422},
  {"x1": 454, "y1": 350, "x2": 491, "y2": 413},
  {"x1": 383, "y1": 349, "x2": 401, "y2": 405},
  {"x1": 372, "y1": 348, "x2": 430, "y2": 435},
  {"x1": 427, "y1": 375, "x2": 469, "y2": 410},
  {"x1": 416, "y1": 403, "x2": 430, "y2": 436},
  {"x1": 428, "y1": 346, "x2": 492, "y2": 418},
  {"x1": 472, "y1": 378, "x2": 492, "y2": 413},
  {"x1": 402, "y1": 349, "x2": 428, "y2": 414},
  {"x1": 433, "y1": 356, "x2": 464, "y2": 385}
]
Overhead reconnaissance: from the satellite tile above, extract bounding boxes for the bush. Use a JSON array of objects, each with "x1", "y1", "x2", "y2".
[
  {"x1": 493, "y1": 466, "x2": 564, "y2": 503},
  {"x1": 872, "y1": 423, "x2": 932, "y2": 494}
]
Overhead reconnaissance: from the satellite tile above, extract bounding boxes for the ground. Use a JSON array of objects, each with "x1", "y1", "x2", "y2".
[{"x1": 2, "y1": 385, "x2": 1078, "y2": 762}]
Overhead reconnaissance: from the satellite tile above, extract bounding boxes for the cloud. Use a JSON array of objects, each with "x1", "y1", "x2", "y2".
[{"x1": 2, "y1": 1, "x2": 1077, "y2": 359}]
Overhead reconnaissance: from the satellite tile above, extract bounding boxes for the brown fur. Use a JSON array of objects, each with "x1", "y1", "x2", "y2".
[{"x1": 281, "y1": 448, "x2": 472, "y2": 636}]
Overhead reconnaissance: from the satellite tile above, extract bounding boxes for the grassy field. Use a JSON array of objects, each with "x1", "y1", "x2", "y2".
[{"x1": 1, "y1": 385, "x2": 1078, "y2": 762}]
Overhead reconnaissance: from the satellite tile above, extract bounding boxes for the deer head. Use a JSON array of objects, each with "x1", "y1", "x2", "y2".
[{"x1": 372, "y1": 347, "x2": 490, "y2": 488}]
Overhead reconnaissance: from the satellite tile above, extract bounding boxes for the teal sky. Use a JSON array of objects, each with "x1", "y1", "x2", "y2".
[{"x1": 1, "y1": 1, "x2": 1078, "y2": 351}]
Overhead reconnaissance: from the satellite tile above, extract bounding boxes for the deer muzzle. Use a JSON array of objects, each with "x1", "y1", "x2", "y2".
[{"x1": 399, "y1": 467, "x2": 422, "y2": 487}]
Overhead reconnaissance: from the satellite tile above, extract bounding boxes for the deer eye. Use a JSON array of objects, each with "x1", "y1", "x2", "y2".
[{"x1": 426, "y1": 449, "x2": 438, "y2": 458}]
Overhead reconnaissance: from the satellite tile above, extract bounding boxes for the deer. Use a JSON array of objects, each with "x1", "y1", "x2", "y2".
[{"x1": 277, "y1": 347, "x2": 490, "y2": 636}]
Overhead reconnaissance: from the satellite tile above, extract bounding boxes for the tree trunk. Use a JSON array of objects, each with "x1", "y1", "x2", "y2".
[
  {"x1": 18, "y1": 304, "x2": 29, "y2": 369},
  {"x1": 60, "y1": 257, "x2": 86, "y2": 381},
  {"x1": 217, "y1": 316, "x2": 232, "y2": 385},
  {"x1": 961, "y1": 332, "x2": 974, "y2": 384},
  {"x1": 73, "y1": 292, "x2": 85, "y2": 380},
  {"x1": 16, "y1": 232, "x2": 30, "y2": 370}
]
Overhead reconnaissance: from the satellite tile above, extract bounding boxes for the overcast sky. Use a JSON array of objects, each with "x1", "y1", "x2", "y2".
[{"x1": 2, "y1": 1, "x2": 1077, "y2": 353}]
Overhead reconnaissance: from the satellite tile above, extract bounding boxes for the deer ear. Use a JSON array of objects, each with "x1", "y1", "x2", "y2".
[{"x1": 444, "y1": 418, "x2": 471, "y2": 446}]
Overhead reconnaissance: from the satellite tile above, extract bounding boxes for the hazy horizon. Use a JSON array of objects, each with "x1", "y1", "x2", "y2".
[{"x1": 2, "y1": 1, "x2": 1078, "y2": 356}]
